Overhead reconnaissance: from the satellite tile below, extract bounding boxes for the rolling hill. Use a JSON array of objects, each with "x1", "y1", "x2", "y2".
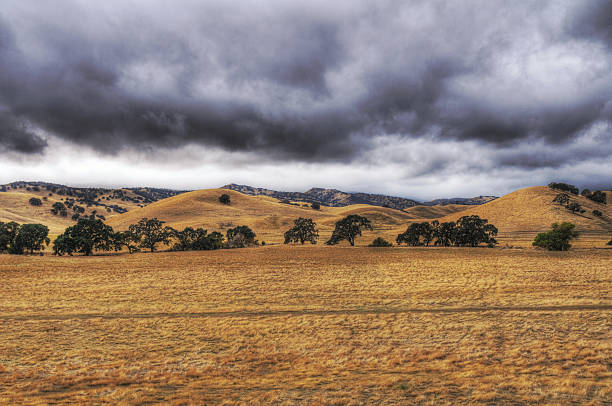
[
  {"x1": 2, "y1": 182, "x2": 610, "y2": 247},
  {"x1": 106, "y1": 188, "x2": 424, "y2": 244},
  {"x1": 437, "y1": 186, "x2": 611, "y2": 246},
  {"x1": 108, "y1": 186, "x2": 610, "y2": 246}
]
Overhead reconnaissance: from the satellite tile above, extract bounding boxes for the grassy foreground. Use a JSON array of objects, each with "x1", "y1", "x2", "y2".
[{"x1": 0, "y1": 246, "x2": 610, "y2": 404}]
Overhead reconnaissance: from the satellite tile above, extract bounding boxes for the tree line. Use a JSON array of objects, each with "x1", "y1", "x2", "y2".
[{"x1": 1, "y1": 218, "x2": 258, "y2": 256}]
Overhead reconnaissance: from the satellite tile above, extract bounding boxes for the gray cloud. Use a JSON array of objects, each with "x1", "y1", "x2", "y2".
[{"x1": 0, "y1": 0, "x2": 610, "y2": 183}]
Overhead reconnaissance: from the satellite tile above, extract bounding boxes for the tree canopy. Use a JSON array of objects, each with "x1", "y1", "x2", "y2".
[
  {"x1": 284, "y1": 218, "x2": 319, "y2": 245},
  {"x1": 326, "y1": 215, "x2": 372, "y2": 246},
  {"x1": 10, "y1": 223, "x2": 50, "y2": 255},
  {"x1": 396, "y1": 216, "x2": 498, "y2": 248},
  {"x1": 172, "y1": 227, "x2": 224, "y2": 251},
  {"x1": 53, "y1": 218, "x2": 115, "y2": 256},
  {"x1": 129, "y1": 218, "x2": 175, "y2": 252}
]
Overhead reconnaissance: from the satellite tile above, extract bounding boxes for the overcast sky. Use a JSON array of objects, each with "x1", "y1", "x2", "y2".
[{"x1": 0, "y1": 0, "x2": 610, "y2": 200}]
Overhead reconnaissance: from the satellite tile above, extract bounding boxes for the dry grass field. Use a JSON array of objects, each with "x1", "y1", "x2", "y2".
[{"x1": 1, "y1": 246, "x2": 610, "y2": 405}]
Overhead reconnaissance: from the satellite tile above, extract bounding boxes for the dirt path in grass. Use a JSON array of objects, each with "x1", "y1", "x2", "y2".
[{"x1": 1, "y1": 304, "x2": 611, "y2": 321}]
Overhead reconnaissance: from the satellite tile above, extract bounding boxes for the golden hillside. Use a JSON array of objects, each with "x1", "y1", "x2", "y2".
[
  {"x1": 107, "y1": 189, "x2": 428, "y2": 244},
  {"x1": 0, "y1": 182, "x2": 177, "y2": 234},
  {"x1": 0, "y1": 192, "x2": 76, "y2": 234},
  {"x1": 437, "y1": 186, "x2": 611, "y2": 246},
  {"x1": 403, "y1": 204, "x2": 472, "y2": 219}
]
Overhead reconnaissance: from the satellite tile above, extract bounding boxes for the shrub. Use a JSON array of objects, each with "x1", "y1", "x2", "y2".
[
  {"x1": 552, "y1": 193, "x2": 570, "y2": 205},
  {"x1": 593, "y1": 209, "x2": 603, "y2": 217},
  {"x1": 226, "y1": 225, "x2": 256, "y2": 248},
  {"x1": 533, "y1": 222, "x2": 579, "y2": 251},
  {"x1": 29, "y1": 197, "x2": 42, "y2": 206},
  {"x1": 311, "y1": 202, "x2": 321, "y2": 210},
  {"x1": 219, "y1": 194, "x2": 231, "y2": 205},
  {"x1": 566, "y1": 202, "x2": 585, "y2": 214},
  {"x1": 369, "y1": 237, "x2": 392, "y2": 247},
  {"x1": 50, "y1": 201, "x2": 67, "y2": 216}
]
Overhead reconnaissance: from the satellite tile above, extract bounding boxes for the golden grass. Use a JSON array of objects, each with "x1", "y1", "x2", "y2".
[
  {"x1": 0, "y1": 186, "x2": 145, "y2": 234},
  {"x1": 0, "y1": 246, "x2": 610, "y2": 404},
  {"x1": 439, "y1": 187, "x2": 611, "y2": 247},
  {"x1": 106, "y1": 187, "x2": 611, "y2": 247}
]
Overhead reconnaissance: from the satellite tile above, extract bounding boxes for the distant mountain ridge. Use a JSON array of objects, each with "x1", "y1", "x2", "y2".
[
  {"x1": 422, "y1": 196, "x2": 498, "y2": 206},
  {"x1": 222, "y1": 183, "x2": 497, "y2": 210}
]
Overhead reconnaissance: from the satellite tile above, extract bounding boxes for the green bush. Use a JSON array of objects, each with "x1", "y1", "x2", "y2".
[{"x1": 533, "y1": 222, "x2": 578, "y2": 251}]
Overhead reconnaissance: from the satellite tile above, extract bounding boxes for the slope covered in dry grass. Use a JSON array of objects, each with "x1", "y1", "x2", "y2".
[
  {"x1": 438, "y1": 186, "x2": 611, "y2": 246},
  {"x1": 107, "y1": 189, "x2": 422, "y2": 244},
  {"x1": 0, "y1": 247, "x2": 610, "y2": 404},
  {"x1": 0, "y1": 185, "x2": 149, "y2": 234}
]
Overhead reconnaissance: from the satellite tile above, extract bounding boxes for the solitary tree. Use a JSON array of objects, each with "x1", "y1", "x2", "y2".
[
  {"x1": 533, "y1": 222, "x2": 579, "y2": 251},
  {"x1": 326, "y1": 215, "x2": 372, "y2": 246},
  {"x1": 284, "y1": 218, "x2": 319, "y2": 245},
  {"x1": 129, "y1": 218, "x2": 174, "y2": 252},
  {"x1": 311, "y1": 202, "x2": 321, "y2": 210},
  {"x1": 10, "y1": 224, "x2": 50, "y2": 255},
  {"x1": 219, "y1": 194, "x2": 231, "y2": 205}
]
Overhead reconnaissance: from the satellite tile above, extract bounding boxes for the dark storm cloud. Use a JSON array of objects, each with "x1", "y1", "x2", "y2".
[
  {"x1": 570, "y1": 0, "x2": 612, "y2": 47},
  {"x1": 0, "y1": 0, "x2": 611, "y2": 170}
]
